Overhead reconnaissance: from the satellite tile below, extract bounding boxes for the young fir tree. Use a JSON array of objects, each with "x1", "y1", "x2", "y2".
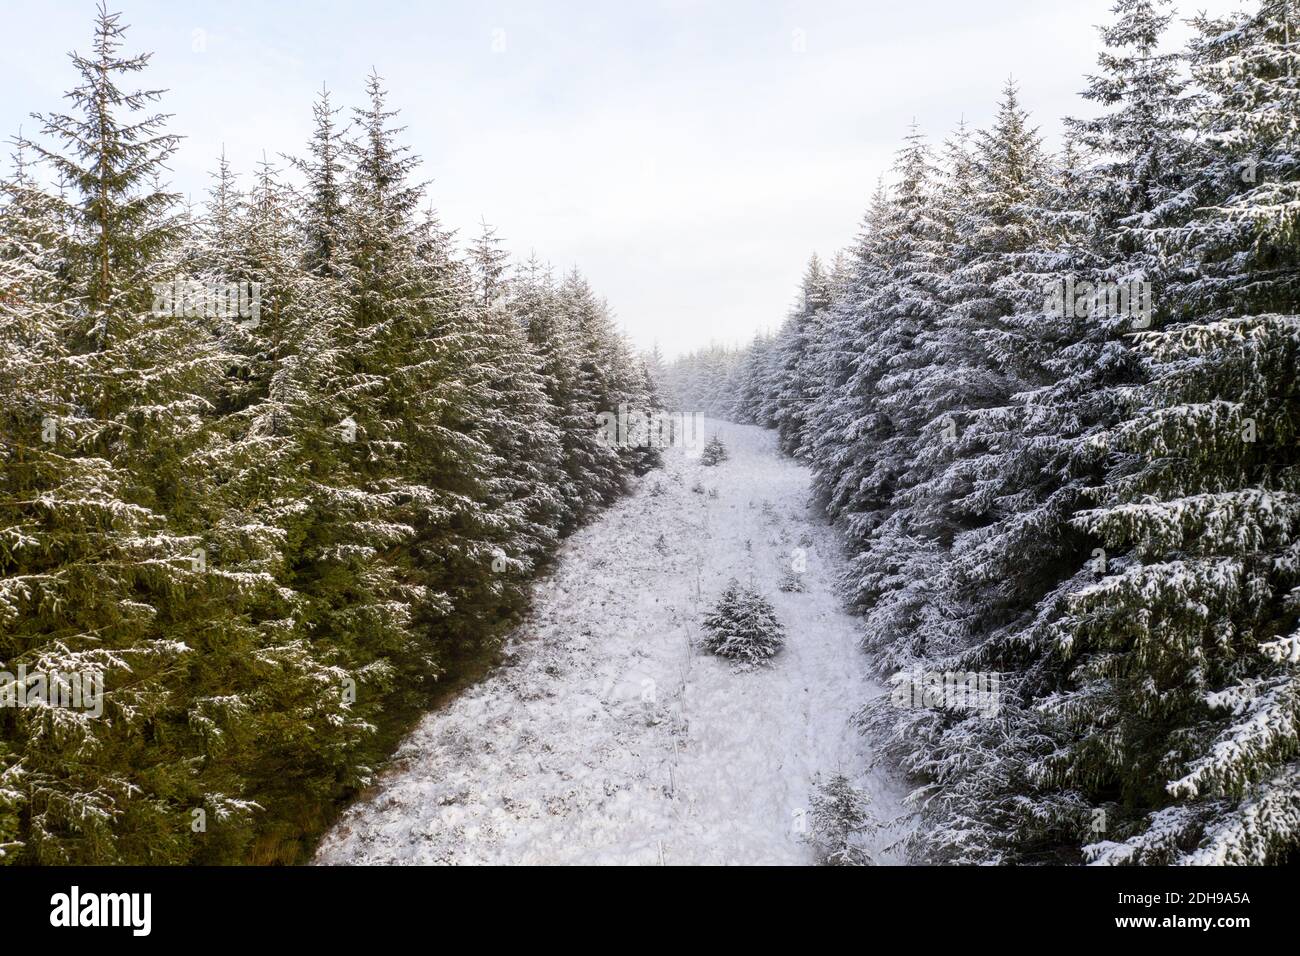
[
  {"x1": 699, "y1": 579, "x2": 785, "y2": 665},
  {"x1": 700, "y1": 434, "x2": 728, "y2": 466},
  {"x1": 804, "y1": 772, "x2": 879, "y2": 866}
]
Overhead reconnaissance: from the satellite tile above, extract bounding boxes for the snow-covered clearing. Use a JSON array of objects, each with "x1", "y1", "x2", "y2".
[{"x1": 315, "y1": 419, "x2": 903, "y2": 865}]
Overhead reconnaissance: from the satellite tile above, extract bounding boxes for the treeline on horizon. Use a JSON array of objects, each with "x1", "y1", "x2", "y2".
[
  {"x1": 0, "y1": 6, "x2": 660, "y2": 864},
  {"x1": 665, "y1": 0, "x2": 1300, "y2": 864}
]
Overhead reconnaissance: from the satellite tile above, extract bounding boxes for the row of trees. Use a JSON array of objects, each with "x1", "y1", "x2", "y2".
[
  {"x1": 667, "y1": 0, "x2": 1300, "y2": 864},
  {"x1": 657, "y1": 341, "x2": 751, "y2": 420},
  {"x1": 0, "y1": 6, "x2": 659, "y2": 864}
]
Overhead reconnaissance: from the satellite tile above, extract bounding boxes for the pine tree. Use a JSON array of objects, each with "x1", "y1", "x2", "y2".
[
  {"x1": 770, "y1": 254, "x2": 831, "y2": 458},
  {"x1": 288, "y1": 84, "x2": 348, "y2": 279},
  {"x1": 699, "y1": 579, "x2": 785, "y2": 665},
  {"x1": 700, "y1": 434, "x2": 728, "y2": 466},
  {"x1": 2, "y1": 3, "x2": 259, "y2": 862},
  {"x1": 328, "y1": 71, "x2": 495, "y2": 696},
  {"x1": 2, "y1": 7, "x2": 656, "y2": 865},
  {"x1": 802, "y1": 182, "x2": 893, "y2": 524},
  {"x1": 462, "y1": 219, "x2": 566, "y2": 572},
  {"x1": 663, "y1": 0, "x2": 1300, "y2": 869},
  {"x1": 804, "y1": 773, "x2": 878, "y2": 865},
  {"x1": 0, "y1": 138, "x2": 74, "y2": 862},
  {"x1": 844, "y1": 129, "x2": 948, "y2": 557},
  {"x1": 467, "y1": 216, "x2": 510, "y2": 309},
  {"x1": 514, "y1": 258, "x2": 609, "y2": 531},
  {"x1": 1042, "y1": 0, "x2": 1300, "y2": 865},
  {"x1": 559, "y1": 268, "x2": 645, "y2": 493},
  {"x1": 188, "y1": 153, "x2": 373, "y2": 863}
]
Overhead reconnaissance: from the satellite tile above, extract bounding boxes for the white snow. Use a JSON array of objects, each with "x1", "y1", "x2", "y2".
[{"x1": 314, "y1": 419, "x2": 902, "y2": 865}]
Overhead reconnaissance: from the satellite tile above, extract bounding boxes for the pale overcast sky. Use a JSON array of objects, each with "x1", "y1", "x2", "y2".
[{"x1": 0, "y1": 0, "x2": 1245, "y2": 356}]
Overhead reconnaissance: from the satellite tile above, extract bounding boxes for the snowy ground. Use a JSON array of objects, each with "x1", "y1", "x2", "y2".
[{"x1": 315, "y1": 419, "x2": 903, "y2": 865}]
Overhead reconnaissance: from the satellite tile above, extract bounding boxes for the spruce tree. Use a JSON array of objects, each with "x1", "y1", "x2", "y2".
[
  {"x1": 288, "y1": 84, "x2": 348, "y2": 279},
  {"x1": 2, "y1": 3, "x2": 257, "y2": 863},
  {"x1": 700, "y1": 580, "x2": 785, "y2": 665},
  {"x1": 1044, "y1": 0, "x2": 1300, "y2": 865},
  {"x1": 770, "y1": 254, "x2": 831, "y2": 459}
]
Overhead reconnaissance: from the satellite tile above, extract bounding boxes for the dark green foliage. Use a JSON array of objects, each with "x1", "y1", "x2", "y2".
[{"x1": 0, "y1": 6, "x2": 657, "y2": 865}]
